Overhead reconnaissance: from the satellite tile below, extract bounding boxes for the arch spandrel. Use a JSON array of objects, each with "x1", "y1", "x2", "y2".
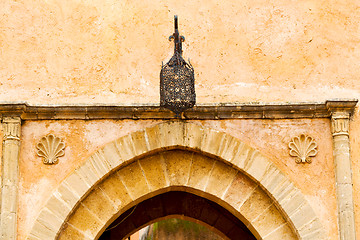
[{"x1": 27, "y1": 121, "x2": 326, "y2": 240}]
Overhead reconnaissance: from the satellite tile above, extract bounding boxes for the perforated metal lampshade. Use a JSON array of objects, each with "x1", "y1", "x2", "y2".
[{"x1": 160, "y1": 16, "x2": 196, "y2": 115}]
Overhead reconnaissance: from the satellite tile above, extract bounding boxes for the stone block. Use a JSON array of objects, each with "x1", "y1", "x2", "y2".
[
  {"x1": 44, "y1": 195, "x2": 71, "y2": 221},
  {"x1": 98, "y1": 172, "x2": 133, "y2": 210},
  {"x1": 0, "y1": 212, "x2": 17, "y2": 240},
  {"x1": 88, "y1": 152, "x2": 112, "y2": 179},
  {"x1": 338, "y1": 209, "x2": 356, "y2": 240},
  {"x1": 81, "y1": 158, "x2": 105, "y2": 182},
  {"x1": 251, "y1": 204, "x2": 286, "y2": 237},
  {"x1": 187, "y1": 154, "x2": 215, "y2": 190},
  {"x1": 243, "y1": 151, "x2": 271, "y2": 182},
  {"x1": 36, "y1": 208, "x2": 63, "y2": 233},
  {"x1": 240, "y1": 187, "x2": 273, "y2": 222},
  {"x1": 337, "y1": 183, "x2": 354, "y2": 210},
  {"x1": 233, "y1": 146, "x2": 255, "y2": 170},
  {"x1": 227, "y1": 142, "x2": 246, "y2": 164},
  {"x1": 162, "y1": 150, "x2": 193, "y2": 186},
  {"x1": 298, "y1": 218, "x2": 326, "y2": 239},
  {"x1": 272, "y1": 181, "x2": 297, "y2": 204},
  {"x1": 205, "y1": 161, "x2": 237, "y2": 198},
  {"x1": 278, "y1": 189, "x2": 306, "y2": 218},
  {"x1": 289, "y1": 202, "x2": 317, "y2": 231},
  {"x1": 200, "y1": 128, "x2": 226, "y2": 156},
  {"x1": 217, "y1": 136, "x2": 241, "y2": 163},
  {"x1": 302, "y1": 229, "x2": 327, "y2": 240},
  {"x1": 184, "y1": 122, "x2": 204, "y2": 149},
  {"x1": 334, "y1": 153, "x2": 352, "y2": 184},
  {"x1": 144, "y1": 124, "x2": 161, "y2": 151},
  {"x1": 117, "y1": 162, "x2": 151, "y2": 200},
  {"x1": 75, "y1": 162, "x2": 101, "y2": 188},
  {"x1": 0, "y1": 185, "x2": 17, "y2": 213},
  {"x1": 82, "y1": 187, "x2": 117, "y2": 223},
  {"x1": 64, "y1": 172, "x2": 90, "y2": 199},
  {"x1": 58, "y1": 223, "x2": 87, "y2": 240},
  {"x1": 102, "y1": 142, "x2": 124, "y2": 169},
  {"x1": 115, "y1": 135, "x2": 137, "y2": 162},
  {"x1": 138, "y1": 154, "x2": 168, "y2": 191},
  {"x1": 260, "y1": 165, "x2": 286, "y2": 194},
  {"x1": 55, "y1": 182, "x2": 80, "y2": 209},
  {"x1": 130, "y1": 130, "x2": 150, "y2": 156},
  {"x1": 67, "y1": 204, "x2": 103, "y2": 238},
  {"x1": 157, "y1": 121, "x2": 185, "y2": 147},
  {"x1": 26, "y1": 234, "x2": 41, "y2": 240},
  {"x1": 263, "y1": 223, "x2": 296, "y2": 240},
  {"x1": 30, "y1": 220, "x2": 57, "y2": 240},
  {"x1": 223, "y1": 172, "x2": 258, "y2": 210}
]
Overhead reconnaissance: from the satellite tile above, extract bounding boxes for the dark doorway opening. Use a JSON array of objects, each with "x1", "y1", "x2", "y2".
[{"x1": 99, "y1": 191, "x2": 256, "y2": 240}]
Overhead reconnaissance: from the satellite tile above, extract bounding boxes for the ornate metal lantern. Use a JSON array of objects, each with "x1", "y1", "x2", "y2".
[{"x1": 160, "y1": 15, "x2": 196, "y2": 116}]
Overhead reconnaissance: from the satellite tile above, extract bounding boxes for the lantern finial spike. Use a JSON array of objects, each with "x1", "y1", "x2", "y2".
[
  {"x1": 174, "y1": 15, "x2": 178, "y2": 30},
  {"x1": 160, "y1": 16, "x2": 196, "y2": 116},
  {"x1": 169, "y1": 15, "x2": 184, "y2": 55}
]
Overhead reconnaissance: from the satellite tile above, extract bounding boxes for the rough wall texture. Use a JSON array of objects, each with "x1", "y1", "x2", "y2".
[
  {"x1": 1, "y1": 0, "x2": 359, "y2": 104},
  {"x1": 0, "y1": 0, "x2": 359, "y2": 239},
  {"x1": 19, "y1": 119, "x2": 334, "y2": 239}
]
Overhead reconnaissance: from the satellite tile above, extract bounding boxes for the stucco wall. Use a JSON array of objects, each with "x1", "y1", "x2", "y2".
[
  {"x1": 1, "y1": 0, "x2": 359, "y2": 239},
  {"x1": 0, "y1": 0, "x2": 359, "y2": 104},
  {"x1": 18, "y1": 119, "x2": 335, "y2": 239}
]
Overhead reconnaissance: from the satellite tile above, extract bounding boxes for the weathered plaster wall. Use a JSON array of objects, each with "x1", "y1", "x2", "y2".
[
  {"x1": 1, "y1": 0, "x2": 359, "y2": 239},
  {"x1": 0, "y1": 0, "x2": 360, "y2": 104},
  {"x1": 18, "y1": 120, "x2": 157, "y2": 240},
  {"x1": 18, "y1": 119, "x2": 335, "y2": 239}
]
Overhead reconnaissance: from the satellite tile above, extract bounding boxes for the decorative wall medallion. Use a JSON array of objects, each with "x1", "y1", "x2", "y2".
[
  {"x1": 37, "y1": 134, "x2": 65, "y2": 165},
  {"x1": 289, "y1": 134, "x2": 318, "y2": 164}
]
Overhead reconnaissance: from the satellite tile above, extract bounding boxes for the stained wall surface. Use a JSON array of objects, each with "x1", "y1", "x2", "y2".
[
  {"x1": 0, "y1": 0, "x2": 359, "y2": 239},
  {"x1": 18, "y1": 119, "x2": 335, "y2": 239},
  {"x1": 1, "y1": 0, "x2": 360, "y2": 104}
]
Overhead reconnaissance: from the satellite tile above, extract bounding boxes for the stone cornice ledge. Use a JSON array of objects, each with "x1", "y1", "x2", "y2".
[{"x1": 0, "y1": 99, "x2": 357, "y2": 120}]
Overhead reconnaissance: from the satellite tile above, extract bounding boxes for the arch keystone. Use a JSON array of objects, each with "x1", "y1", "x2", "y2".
[
  {"x1": 184, "y1": 122, "x2": 204, "y2": 149},
  {"x1": 157, "y1": 121, "x2": 185, "y2": 147}
]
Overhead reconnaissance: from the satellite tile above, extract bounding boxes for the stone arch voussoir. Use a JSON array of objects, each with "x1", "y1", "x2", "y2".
[{"x1": 27, "y1": 121, "x2": 326, "y2": 240}]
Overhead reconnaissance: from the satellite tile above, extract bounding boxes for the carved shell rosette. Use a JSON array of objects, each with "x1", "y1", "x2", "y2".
[
  {"x1": 37, "y1": 134, "x2": 65, "y2": 165},
  {"x1": 289, "y1": 134, "x2": 318, "y2": 164}
]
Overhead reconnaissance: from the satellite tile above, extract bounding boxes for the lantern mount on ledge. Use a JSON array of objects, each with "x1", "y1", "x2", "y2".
[{"x1": 160, "y1": 15, "x2": 196, "y2": 116}]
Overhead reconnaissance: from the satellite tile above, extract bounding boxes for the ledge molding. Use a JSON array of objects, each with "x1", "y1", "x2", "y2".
[{"x1": 0, "y1": 99, "x2": 356, "y2": 120}]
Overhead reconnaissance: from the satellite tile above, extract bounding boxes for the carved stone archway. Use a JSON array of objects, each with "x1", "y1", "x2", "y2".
[
  {"x1": 99, "y1": 189, "x2": 257, "y2": 240},
  {"x1": 27, "y1": 122, "x2": 326, "y2": 240}
]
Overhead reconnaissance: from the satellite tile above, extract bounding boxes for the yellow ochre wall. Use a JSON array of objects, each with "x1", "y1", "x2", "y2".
[{"x1": 0, "y1": 0, "x2": 360, "y2": 239}]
